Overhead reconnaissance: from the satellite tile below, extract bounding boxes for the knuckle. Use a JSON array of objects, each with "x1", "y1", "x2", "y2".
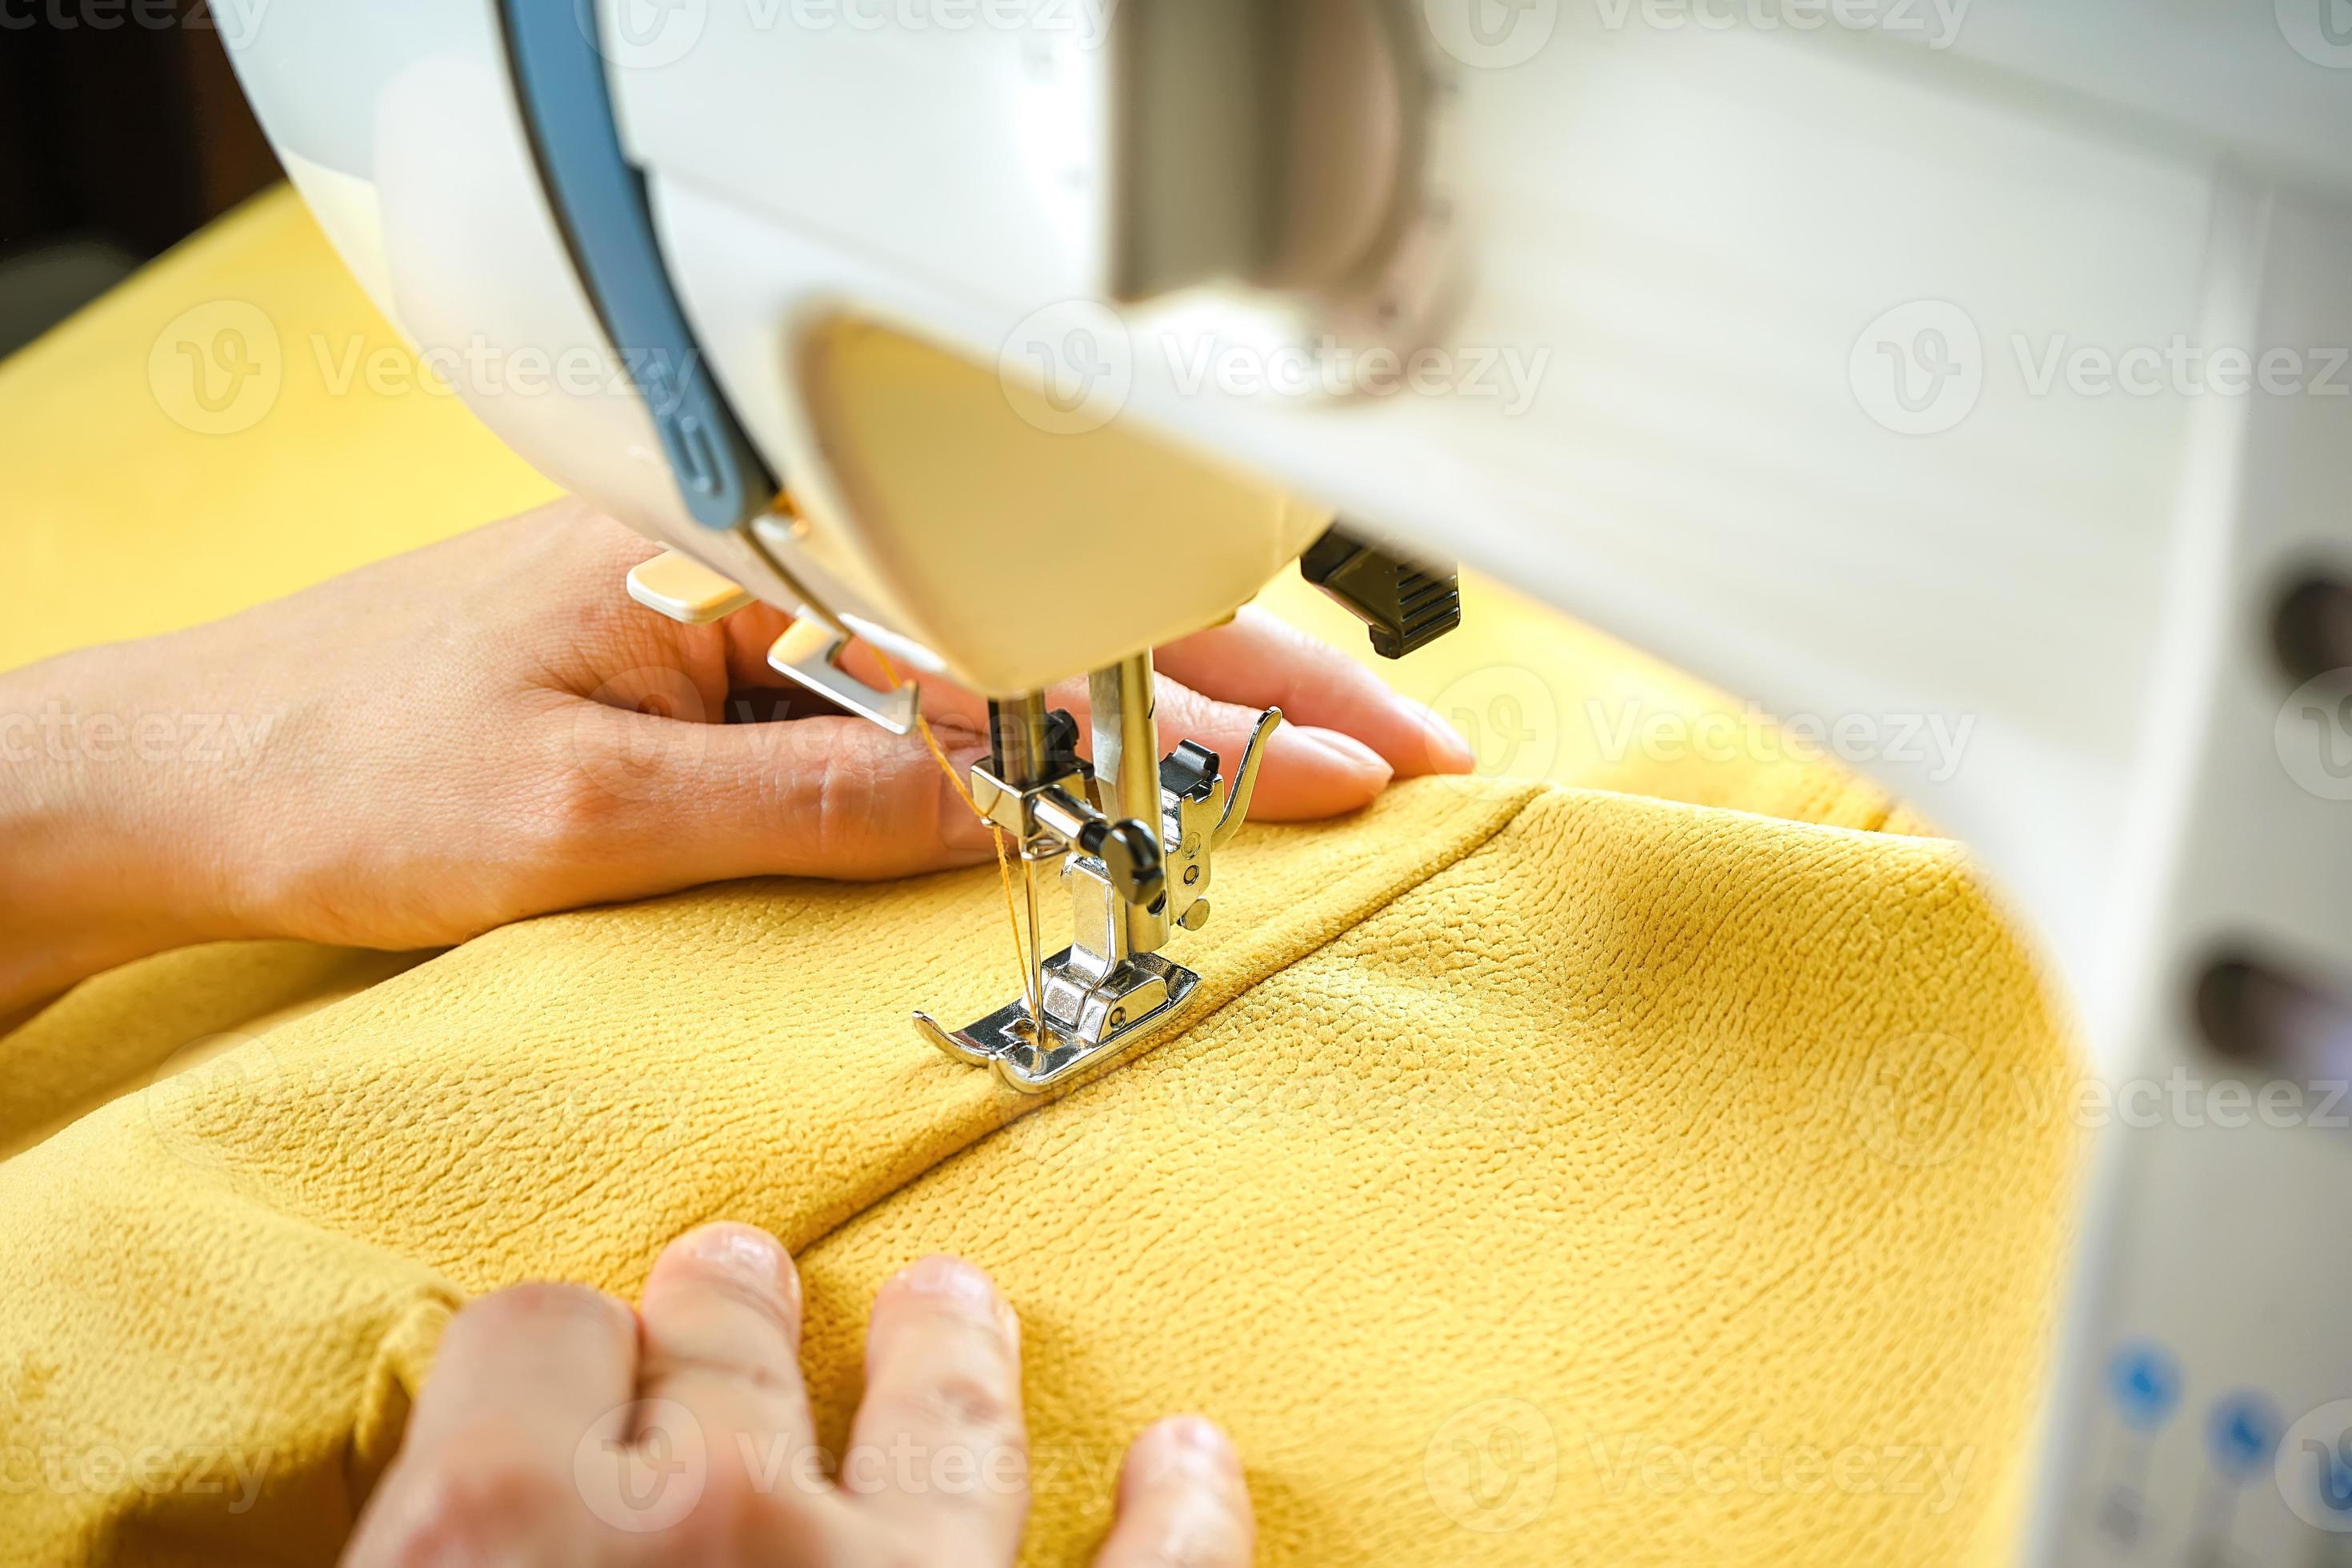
[
  {"x1": 875, "y1": 1512, "x2": 1019, "y2": 1568},
  {"x1": 778, "y1": 716, "x2": 991, "y2": 879},
  {"x1": 460, "y1": 1281, "x2": 626, "y2": 1343},
  {"x1": 1130, "y1": 1541, "x2": 1242, "y2": 1568},
  {"x1": 522, "y1": 738, "x2": 626, "y2": 846},
  {"x1": 382, "y1": 1430, "x2": 570, "y2": 1558},
  {"x1": 670, "y1": 1460, "x2": 804, "y2": 1555},
  {"x1": 1128, "y1": 1497, "x2": 1253, "y2": 1568},
  {"x1": 814, "y1": 740, "x2": 892, "y2": 858},
  {"x1": 896, "y1": 1370, "x2": 1023, "y2": 1448},
  {"x1": 808, "y1": 733, "x2": 934, "y2": 877},
  {"x1": 438, "y1": 1282, "x2": 630, "y2": 1375},
  {"x1": 856, "y1": 1526, "x2": 946, "y2": 1568},
  {"x1": 654, "y1": 1247, "x2": 797, "y2": 1326},
  {"x1": 638, "y1": 1349, "x2": 802, "y2": 1407}
]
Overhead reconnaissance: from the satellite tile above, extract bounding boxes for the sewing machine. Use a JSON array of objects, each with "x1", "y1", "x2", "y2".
[{"x1": 225, "y1": 2, "x2": 2352, "y2": 1559}]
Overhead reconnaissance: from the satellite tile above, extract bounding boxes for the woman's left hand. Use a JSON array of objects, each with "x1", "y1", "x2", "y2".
[{"x1": 0, "y1": 500, "x2": 1470, "y2": 1014}]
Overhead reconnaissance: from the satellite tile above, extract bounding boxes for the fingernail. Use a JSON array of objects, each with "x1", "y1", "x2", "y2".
[
  {"x1": 685, "y1": 1223, "x2": 796, "y2": 1309},
  {"x1": 1132, "y1": 1415, "x2": 1238, "y2": 1484},
  {"x1": 1279, "y1": 724, "x2": 1392, "y2": 782},
  {"x1": 891, "y1": 1255, "x2": 1018, "y2": 1341},
  {"x1": 1407, "y1": 701, "x2": 1476, "y2": 774}
]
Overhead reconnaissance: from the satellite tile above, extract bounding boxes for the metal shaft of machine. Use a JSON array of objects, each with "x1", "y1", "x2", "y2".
[
  {"x1": 986, "y1": 692, "x2": 1053, "y2": 794},
  {"x1": 1088, "y1": 653, "x2": 1158, "y2": 831},
  {"x1": 987, "y1": 692, "x2": 1054, "y2": 1023},
  {"x1": 1088, "y1": 652, "x2": 1163, "y2": 958}
]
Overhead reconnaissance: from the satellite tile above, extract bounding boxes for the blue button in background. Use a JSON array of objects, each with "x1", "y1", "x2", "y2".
[
  {"x1": 2207, "y1": 1391, "x2": 2284, "y2": 1479},
  {"x1": 2108, "y1": 1342, "x2": 2183, "y2": 1432}
]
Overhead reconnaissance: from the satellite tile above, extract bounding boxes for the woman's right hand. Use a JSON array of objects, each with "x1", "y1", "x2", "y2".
[{"x1": 342, "y1": 1222, "x2": 1255, "y2": 1566}]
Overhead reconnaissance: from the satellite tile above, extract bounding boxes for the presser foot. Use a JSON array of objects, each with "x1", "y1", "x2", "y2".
[{"x1": 914, "y1": 950, "x2": 1201, "y2": 1094}]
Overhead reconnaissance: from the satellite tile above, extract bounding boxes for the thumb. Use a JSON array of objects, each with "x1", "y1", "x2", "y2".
[{"x1": 564, "y1": 699, "x2": 998, "y2": 886}]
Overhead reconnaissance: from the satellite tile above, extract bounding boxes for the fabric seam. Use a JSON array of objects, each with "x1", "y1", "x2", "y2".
[{"x1": 789, "y1": 781, "x2": 1553, "y2": 1260}]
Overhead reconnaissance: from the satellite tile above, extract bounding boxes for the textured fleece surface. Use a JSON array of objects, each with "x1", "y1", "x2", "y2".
[
  {"x1": 0, "y1": 776, "x2": 2074, "y2": 1564},
  {"x1": 0, "y1": 188, "x2": 2076, "y2": 1563}
]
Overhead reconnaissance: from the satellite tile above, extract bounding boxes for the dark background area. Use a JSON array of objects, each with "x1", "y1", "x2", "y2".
[{"x1": 0, "y1": 0, "x2": 280, "y2": 354}]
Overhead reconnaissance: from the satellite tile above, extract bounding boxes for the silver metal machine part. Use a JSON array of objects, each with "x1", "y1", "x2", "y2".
[{"x1": 916, "y1": 654, "x2": 1281, "y2": 1094}]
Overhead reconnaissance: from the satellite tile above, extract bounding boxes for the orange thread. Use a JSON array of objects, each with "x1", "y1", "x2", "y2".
[{"x1": 868, "y1": 646, "x2": 1042, "y2": 1030}]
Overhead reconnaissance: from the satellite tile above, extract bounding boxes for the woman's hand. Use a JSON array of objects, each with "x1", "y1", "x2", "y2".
[
  {"x1": 342, "y1": 1225, "x2": 1253, "y2": 1566},
  {"x1": 0, "y1": 500, "x2": 1468, "y2": 1014}
]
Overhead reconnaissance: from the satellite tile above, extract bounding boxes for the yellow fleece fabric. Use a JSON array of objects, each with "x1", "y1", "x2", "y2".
[{"x1": 0, "y1": 189, "x2": 2076, "y2": 1564}]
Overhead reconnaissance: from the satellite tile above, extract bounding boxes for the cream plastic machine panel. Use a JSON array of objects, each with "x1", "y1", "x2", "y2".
[
  {"x1": 219, "y1": 0, "x2": 810, "y2": 612},
  {"x1": 607, "y1": 0, "x2": 1383, "y2": 695},
  {"x1": 790, "y1": 315, "x2": 1330, "y2": 697}
]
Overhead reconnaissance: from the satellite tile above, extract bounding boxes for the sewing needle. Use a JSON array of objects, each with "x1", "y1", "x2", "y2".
[{"x1": 1022, "y1": 856, "x2": 1042, "y2": 1037}]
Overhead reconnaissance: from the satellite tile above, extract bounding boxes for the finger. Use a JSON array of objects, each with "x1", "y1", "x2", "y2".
[
  {"x1": 1155, "y1": 606, "x2": 1473, "y2": 777},
  {"x1": 702, "y1": 609, "x2": 946, "y2": 714},
  {"x1": 404, "y1": 1282, "x2": 640, "y2": 1471},
  {"x1": 572, "y1": 517, "x2": 770, "y2": 705},
  {"x1": 1146, "y1": 676, "x2": 1391, "y2": 822},
  {"x1": 638, "y1": 1223, "x2": 816, "y2": 1469},
  {"x1": 346, "y1": 1285, "x2": 637, "y2": 1565},
  {"x1": 557, "y1": 702, "x2": 1001, "y2": 887},
  {"x1": 882, "y1": 622, "x2": 1440, "y2": 820},
  {"x1": 1095, "y1": 1418, "x2": 1255, "y2": 1568},
  {"x1": 715, "y1": 602, "x2": 798, "y2": 693},
  {"x1": 907, "y1": 672, "x2": 1392, "y2": 823},
  {"x1": 842, "y1": 1256, "x2": 1029, "y2": 1559}
]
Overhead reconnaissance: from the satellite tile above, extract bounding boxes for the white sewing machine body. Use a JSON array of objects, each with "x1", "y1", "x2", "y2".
[{"x1": 226, "y1": 2, "x2": 2352, "y2": 1558}]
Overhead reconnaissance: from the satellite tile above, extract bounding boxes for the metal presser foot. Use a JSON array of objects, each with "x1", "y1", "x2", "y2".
[{"x1": 914, "y1": 649, "x2": 1280, "y2": 1094}]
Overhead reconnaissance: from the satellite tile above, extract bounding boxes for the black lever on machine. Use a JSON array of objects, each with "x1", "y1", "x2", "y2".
[{"x1": 1300, "y1": 522, "x2": 1464, "y2": 659}]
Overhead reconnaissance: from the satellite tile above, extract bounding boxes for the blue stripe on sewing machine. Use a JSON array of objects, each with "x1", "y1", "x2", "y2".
[{"x1": 498, "y1": 0, "x2": 775, "y2": 532}]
